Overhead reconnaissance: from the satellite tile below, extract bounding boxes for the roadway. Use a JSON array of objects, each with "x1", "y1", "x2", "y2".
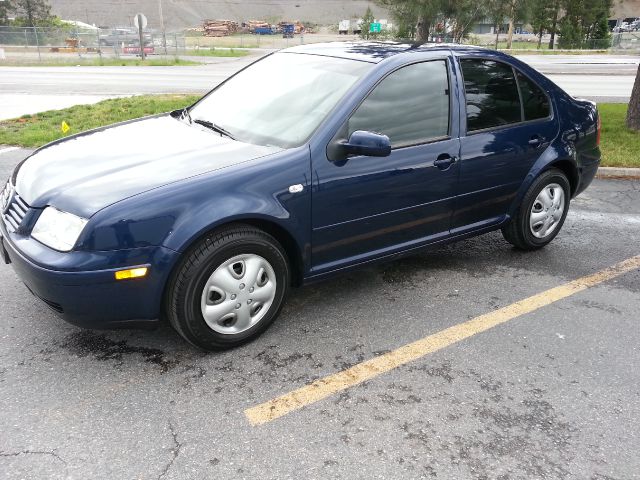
[{"x1": 0, "y1": 53, "x2": 636, "y2": 120}]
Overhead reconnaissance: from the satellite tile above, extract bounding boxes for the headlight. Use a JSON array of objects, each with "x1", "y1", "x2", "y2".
[{"x1": 31, "y1": 207, "x2": 88, "y2": 252}]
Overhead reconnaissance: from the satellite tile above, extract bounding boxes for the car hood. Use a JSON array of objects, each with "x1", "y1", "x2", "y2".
[{"x1": 15, "y1": 115, "x2": 282, "y2": 218}]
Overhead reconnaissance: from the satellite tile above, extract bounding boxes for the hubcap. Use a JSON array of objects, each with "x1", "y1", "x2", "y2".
[
  {"x1": 529, "y1": 183, "x2": 565, "y2": 239},
  {"x1": 200, "y1": 254, "x2": 277, "y2": 335}
]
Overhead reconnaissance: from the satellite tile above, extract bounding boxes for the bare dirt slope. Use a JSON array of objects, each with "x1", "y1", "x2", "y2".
[
  {"x1": 614, "y1": 0, "x2": 640, "y2": 18},
  {"x1": 48, "y1": 0, "x2": 390, "y2": 30},
  {"x1": 46, "y1": 0, "x2": 640, "y2": 31}
]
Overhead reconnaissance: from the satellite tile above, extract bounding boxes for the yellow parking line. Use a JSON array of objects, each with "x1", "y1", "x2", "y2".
[{"x1": 245, "y1": 255, "x2": 640, "y2": 426}]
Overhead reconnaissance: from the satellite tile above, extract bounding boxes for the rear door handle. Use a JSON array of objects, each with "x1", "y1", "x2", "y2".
[
  {"x1": 433, "y1": 154, "x2": 457, "y2": 171},
  {"x1": 528, "y1": 135, "x2": 545, "y2": 148}
]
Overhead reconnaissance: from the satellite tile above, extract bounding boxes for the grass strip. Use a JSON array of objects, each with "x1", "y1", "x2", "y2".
[{"x1": 0, "y1": 94, "x2": 200, "y2": 148}]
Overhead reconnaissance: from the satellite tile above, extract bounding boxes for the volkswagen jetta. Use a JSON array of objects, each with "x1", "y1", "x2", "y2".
[{"x1": 0, "y1": 43, "x2": 601, "y2": 350}]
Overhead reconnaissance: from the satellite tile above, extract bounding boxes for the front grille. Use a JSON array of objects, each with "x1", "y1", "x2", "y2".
[{"x1": 2, "y1": 184, "x2": 32, "y2": 233}]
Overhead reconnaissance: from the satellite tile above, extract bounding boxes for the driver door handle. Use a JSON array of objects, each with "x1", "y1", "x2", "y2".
[
  {"x1": 528, "y1": 135, "x2": 545, "y2": 148},
  {"x1": 433, "y1": 154, "x2": 457, "y2": 171}
]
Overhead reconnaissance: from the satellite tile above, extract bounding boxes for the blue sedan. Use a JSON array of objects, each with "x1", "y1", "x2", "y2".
[{"x1": 0, "y1": 43, "x2": 601, "y2": 350}]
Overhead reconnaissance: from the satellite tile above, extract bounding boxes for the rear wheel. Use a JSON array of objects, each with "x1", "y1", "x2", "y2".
[
  {"x1": 502, "y1": 168, "x2": 570, "y2": 250},
  {"x1": 165, "y1": 224, "x2": 289, "y2": 350}
]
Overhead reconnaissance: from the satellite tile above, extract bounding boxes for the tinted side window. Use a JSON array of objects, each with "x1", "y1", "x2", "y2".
[
  {"x1": 461, "y1": 59, "x2": 521, "y2": 132},
  {"x1": 516, "y1": 71, "x2": 550, "y2": 121},
  {"x1": 348, "y1": 61, "x2": 449, "y2": 147}
]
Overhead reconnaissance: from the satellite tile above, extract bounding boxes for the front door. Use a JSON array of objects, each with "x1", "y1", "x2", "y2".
[{"x1": 311, "y1": 59, "x2": 460, "y2": 272}]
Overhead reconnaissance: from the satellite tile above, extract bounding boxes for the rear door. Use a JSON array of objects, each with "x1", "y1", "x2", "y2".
[
  {"x1": 453, "y1": 57, "x2": 558, "y2": 231},
  {"x1": 311, "y1": 59, "x2": 460, "y2": 271}
]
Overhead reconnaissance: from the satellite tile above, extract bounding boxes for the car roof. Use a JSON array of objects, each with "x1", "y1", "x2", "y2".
[{"x1": 282, "y1": 41, "x2": 491, "y2": 63}]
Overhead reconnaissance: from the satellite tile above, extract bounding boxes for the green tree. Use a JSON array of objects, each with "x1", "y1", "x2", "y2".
[
  {"x1": 360, "y1": 6, "x2": 375, "y2": 40},
  {"x1": 558, "y1": 0, "x2": 582, "y2": 48},
  {"x1": 441, "y1": 0, "x2": 485, "y2": 42},
  {"x1": 376, "y1": 0, "x2": 443, "y2": 41},
  {"x1": 582, "y1": 0, "x2": 611, "y2": 47},
  {"x1": 559, "y1": 0, "x2": 611, "y2": 49},
  {"x1": 547, "y1": 0, "x2": 561, "y2": 49},
  {"x1": 380, "y1": 0, "x2": 421, "y2": 39},
  {"x1": 12, "y1": 0, "x2": 51, "y2": 27},
  {"x1": 589, "y1": 16, "x2": 611, "y2": 48},
  {"x1": 0, "y1": 0, "x2": 14, "y2": 26},
  {"x1": 529, "y1": 0, "x2": 553, "y2": 49},
  {"x1": 486, "y1": 0, "x2": 507, "y2": 48},
  {"x1": 503, "y1": 0, "x2": 529, "y2": 49},
  {"x1": 377, "y1": 0, "x2": 483, "y2": 42}
]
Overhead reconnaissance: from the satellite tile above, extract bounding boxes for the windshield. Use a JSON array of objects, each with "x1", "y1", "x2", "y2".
[{"x1": 188, "y1": 52, "x2": 373, "y2": 148}]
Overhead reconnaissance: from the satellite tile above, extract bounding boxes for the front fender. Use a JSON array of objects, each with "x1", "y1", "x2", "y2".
[
  {"x1": 78, "y1": 148, "x2": 311, "y2": 267},
  {"x1": 166, "y1": 195, "x2": 307, "y2": 255}
]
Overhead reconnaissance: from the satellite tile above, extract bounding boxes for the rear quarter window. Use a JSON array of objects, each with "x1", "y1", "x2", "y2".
[{"x1": 516, "y1": 71, "x2": 551, "y2": 121}]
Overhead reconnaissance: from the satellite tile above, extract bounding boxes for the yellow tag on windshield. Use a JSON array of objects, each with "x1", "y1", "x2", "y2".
[{"x1": 61, "y1": 121, "x2": 70, "y2": 134}]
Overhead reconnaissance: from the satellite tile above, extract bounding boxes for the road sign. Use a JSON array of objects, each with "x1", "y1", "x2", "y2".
[
  {"x1": 370, "y1": 23, "x2": 382, "y2": 33},
  {"x1": 134, "y1": 13, "x2": 148, "y2": 60},
  {"x1": 133, "y1": 13, "x2": 147, "y2": 29}
]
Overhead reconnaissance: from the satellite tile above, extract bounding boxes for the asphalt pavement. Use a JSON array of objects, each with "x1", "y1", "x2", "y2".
[
  {"x1": 0, "y1": 52, "x2": 636, "y2": 120},
  {"x1": 0, "y1": 148, "x2": 638, "y2": 479}
]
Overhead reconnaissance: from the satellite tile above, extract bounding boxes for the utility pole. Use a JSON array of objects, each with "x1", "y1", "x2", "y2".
[
  {"x1": 137, "y1": 13, "x2": 145, "y2": 60},
  {"x1": 158, "y1": 0, "x2": 167, "y2": 54}
]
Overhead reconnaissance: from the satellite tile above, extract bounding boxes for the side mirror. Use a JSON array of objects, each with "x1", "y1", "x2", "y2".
[{"x1": 342, "y1": 130, "x2": 391, "y2": 158}]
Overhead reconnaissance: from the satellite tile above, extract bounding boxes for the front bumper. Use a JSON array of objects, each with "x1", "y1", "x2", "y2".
[{"x1": 1, "y1": 222, "x2": 180, "y2": 329}]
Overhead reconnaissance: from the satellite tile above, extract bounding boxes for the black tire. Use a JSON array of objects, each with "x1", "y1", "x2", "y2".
[
  {"x1": 501, "y1": 168, "x2": 571, "y2": 250},
  {"x1": 164, "y1": 224, "x2": 290, "y2": 350}
]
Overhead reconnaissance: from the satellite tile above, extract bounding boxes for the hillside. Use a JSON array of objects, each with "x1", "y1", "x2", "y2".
[
  {"x1": 46, "y1": 0, "x2": 639, "y2": 31},
  {"x1": 614, "y1": 0, "x2": 640, "y2": 17},
  {"x1": 47, "y1": 0, "x2": 390, "y2": 30}
]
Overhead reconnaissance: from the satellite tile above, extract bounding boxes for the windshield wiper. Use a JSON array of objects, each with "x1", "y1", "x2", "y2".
[{"x1": 193, "y1": 119, "x2": 236, "y2": 140}]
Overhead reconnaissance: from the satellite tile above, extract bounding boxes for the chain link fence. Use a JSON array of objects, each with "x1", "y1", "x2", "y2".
[
  {"x1": 612, "y1": 32, "x2": 640, "y2": 51},
  {"x1": 0, "y1": 26, "x2": 187, "y2": 64},
  {"x1": 467, "y1": 32, "x2": 640, "y2": 51},
  {"x1": 0, "y1": 27, "x2": 356, "y2": 63},
  {"x1": 1, "y1": 26, "x2": 638, "y2": 64}
]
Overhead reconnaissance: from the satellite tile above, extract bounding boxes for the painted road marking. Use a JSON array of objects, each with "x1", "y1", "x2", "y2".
[
  {"x1": 245, "y1": 255, "x2": 640, "y2": 426},
  {"x1": 0, "y1": 147, "x2": 19, "y2": 156}
]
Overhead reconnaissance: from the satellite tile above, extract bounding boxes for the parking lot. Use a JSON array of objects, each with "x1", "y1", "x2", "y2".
[{"x1": 0, "y1": 147, "x2": 639, "y2": 479}]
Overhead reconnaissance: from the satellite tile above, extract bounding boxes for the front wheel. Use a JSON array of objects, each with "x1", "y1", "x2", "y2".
[
  {"x1": 165, "y1": 224, "x2": 290, "y2": 350},
  {"x1": 502, "y1": 168, "x2": 571, "y2": 250}
]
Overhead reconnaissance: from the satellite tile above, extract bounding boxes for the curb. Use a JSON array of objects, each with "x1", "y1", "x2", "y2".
[{"x1": 596, "y1": 167, "x2": 640, "y2": 179}]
